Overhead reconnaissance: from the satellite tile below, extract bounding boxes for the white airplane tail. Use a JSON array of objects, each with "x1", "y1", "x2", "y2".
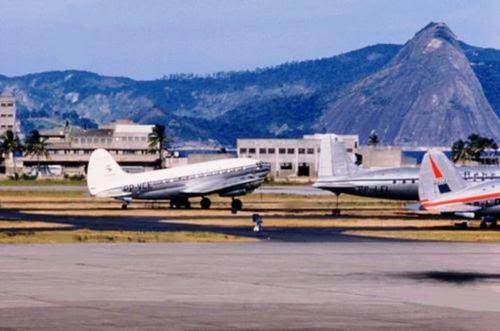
[
  {"x1": 318, "y1": 137, "x2": 359, "y2": 178},
  {"x1": 418, "y1": 149, "x2": 468, "y2": 202},
  {"x1": 87, "y1": 149, "x2": 128, "y2": 196}
]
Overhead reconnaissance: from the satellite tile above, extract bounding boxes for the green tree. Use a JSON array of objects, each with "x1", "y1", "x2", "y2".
[
  {"x1": 451, "y1": 134, "x2": 498, "y2": 164},
  {"x1": 25, "y1": 130, "x2": 49, "y2": 176},
  {"x1": 148, "y1": 124, "x2": 173, "y2": 169},
  {"x1": 451, "y1": 139, "x2": 468, "y2": 163},
  {"x1": 0, "y1": 130, "x2": 23, "y2": 176}
]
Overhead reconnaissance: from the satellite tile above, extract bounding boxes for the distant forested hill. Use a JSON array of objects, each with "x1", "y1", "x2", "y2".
[{"x1": 0, "y1": 23, "x2": 499, "y2": 146}]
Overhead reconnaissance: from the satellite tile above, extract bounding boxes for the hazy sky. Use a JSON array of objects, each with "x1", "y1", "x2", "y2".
[{"x1": 0, "y1": 0, "x2": 498, "y2": 80}]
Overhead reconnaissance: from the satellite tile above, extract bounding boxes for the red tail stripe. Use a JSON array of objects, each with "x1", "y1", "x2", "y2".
[
  {"x1": 428, "y1": 156, "x2": 443, "y2": 180},
  {"x1": 422, "y1": 192, "x2": 500, "y2": 208}
]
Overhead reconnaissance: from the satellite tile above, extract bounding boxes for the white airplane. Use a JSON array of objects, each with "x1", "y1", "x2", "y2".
[
  {"x1": 314, "y1": 138, "x2": 500, "y2": 200},
  {"x1": 87, "y1": 149, "x2": 271, "y2": 211},
  {"x1": 418, "y1": 149, "x2": 500, "y2": 227}
]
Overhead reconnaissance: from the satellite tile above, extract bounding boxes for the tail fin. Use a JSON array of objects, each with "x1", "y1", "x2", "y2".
[
  {"x1": 87, "y1": 149, "x2": 128, "y2": 196},
  {"x1": 418, "y1": 149, "x2": 467, "y2": 202},
  {"x1": 318, "y1": 136, "x2": 359, "y2": 178}
]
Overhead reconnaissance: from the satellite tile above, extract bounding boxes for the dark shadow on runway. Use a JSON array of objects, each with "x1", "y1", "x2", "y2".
[
  {"x1": 0, "y1": 207, "x2": 491, "y2": 243},
  {"x1": 0, "y1": 208, "x2": 430, "y2": 242},
  {"x1": 400, "y1": 271, "x2": 500, "y2": 284}
]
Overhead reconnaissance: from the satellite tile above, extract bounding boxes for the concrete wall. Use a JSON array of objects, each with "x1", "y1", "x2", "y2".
[
  {"x1": 357, "y1": 146, "x2": 403, "y2": 168},
  {"x1": 187, "y1": 153, "x2": 235, "y2": 164}
]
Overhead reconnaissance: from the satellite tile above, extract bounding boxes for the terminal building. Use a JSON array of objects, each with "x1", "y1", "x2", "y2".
[
  {"x1": 237, "y1": 134, "x2": 359, "y2": 179},
  {"x1": 22, "y1": 121, "x2": 159, "y2": 175}
]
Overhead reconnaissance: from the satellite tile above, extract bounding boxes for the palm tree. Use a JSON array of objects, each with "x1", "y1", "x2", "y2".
[
  {"x1": 451, "y1": 139, "x2": 468, "y2": 163},
  {"x1": 148, "y1": 124, "x2": 173, "y2": 169},
  {"x1": 25, "y1": 130, "x2": 49, "y2": 176},
  {"x1": 451, "y1": 134, "x2": 498, "y2": 164},
  {"x1": 367, "y1": 130, "x2": 379, "y2": 146},
  {"x1": 0, "y1": 130, "x2": 23, "y2": 176}
]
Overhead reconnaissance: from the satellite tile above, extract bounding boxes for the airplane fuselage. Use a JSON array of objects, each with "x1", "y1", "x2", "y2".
[
  {"x1": 314, "y1": 166, "x2": 500, "y2": 200},
  {"x1": 421, "y1": 179, "x2": 500, "y2": 216},
  {"x1": 91, "y1": 157, "x2": 271, "y2": 200}
]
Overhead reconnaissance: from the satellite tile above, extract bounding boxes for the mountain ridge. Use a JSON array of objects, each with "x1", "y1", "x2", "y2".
[{"x1": 0, "y1": 23, "x2": 499, "y2": 147}]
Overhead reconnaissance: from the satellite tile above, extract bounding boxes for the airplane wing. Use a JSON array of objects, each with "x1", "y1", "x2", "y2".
[
  {"x1": 429, "y1": 204, "x2": 482, "y2": 213},
  {"x1": 181, "y1": 177, "x2": 261, "y2": 195}
]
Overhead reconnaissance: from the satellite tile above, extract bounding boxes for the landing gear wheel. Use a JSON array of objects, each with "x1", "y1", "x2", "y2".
[
  {"x1": 171, "y1": 198, "x2": 190, "y2": 209},
  {"x1": 121, "y1": 203, "x2": 128, "y2": 210},
  {"x1": 200, "y1": 197, "x2": 211, "y2": 209},
  {"x1": 480, "y1": 221, "x2": 488, "y2": 229},
  {"x1": 231, "y1": 198, "x2": 243, "y2": 211}
]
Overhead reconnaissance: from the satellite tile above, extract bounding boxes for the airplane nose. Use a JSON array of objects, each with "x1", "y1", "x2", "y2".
[{"x1": 259, "y1": 162, "x2": 271, "y2": 171}]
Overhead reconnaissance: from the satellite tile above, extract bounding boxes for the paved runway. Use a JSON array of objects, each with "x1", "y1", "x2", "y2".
[{"x1": 1, "y1": 242, "x2": 499, "y2": 330}]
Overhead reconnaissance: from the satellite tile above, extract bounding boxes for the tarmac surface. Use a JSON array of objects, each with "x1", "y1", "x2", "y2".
[
  {"x1": 0, "y1": 184, "x2": 330, "y2": 195},
  {"x1": 1, "y1": 242, "x2": 500, "y2": 330}
]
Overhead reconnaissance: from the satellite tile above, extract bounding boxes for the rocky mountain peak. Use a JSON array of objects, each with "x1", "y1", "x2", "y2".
[
  {"x1": 316, "y1": 22, "x2": 500, "y2": 146},
  {"x1": 389, "y1": 22, "x2": 460, "y2": 65}
]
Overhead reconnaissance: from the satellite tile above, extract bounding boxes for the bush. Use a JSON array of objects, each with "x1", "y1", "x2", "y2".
[
  {"x1": 64, "y1": 173, "x2": 85, "y2": 181},
  {"x1": 21, "y1": 173, "x2": 38, "y2": 180}
]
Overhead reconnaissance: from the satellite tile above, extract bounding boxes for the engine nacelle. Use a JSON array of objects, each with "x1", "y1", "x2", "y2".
[{"x1": 219, "y1": 188, "x2": 248, "y2": 197}]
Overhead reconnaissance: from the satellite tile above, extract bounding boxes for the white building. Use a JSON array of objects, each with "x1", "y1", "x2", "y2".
[{"x1": 237, "y1": 134, "x2": 359, "y2": 179}]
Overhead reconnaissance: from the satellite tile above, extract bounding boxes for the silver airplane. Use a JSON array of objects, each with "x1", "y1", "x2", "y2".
[
  {"x1": 87, "y1": 149, "x2": 271, "y2": 211},
  {"x1": 313, "y1": 138, "x2": 500, "y2": 200},
  {"x1": 419, "y1": 149, "x2": 499, "y2": 227}
]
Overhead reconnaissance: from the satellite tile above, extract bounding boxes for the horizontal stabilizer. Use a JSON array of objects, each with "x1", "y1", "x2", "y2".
[
  {"x1": 405, "y1": 203, "x2": 424, "y2": 211},
  {"x1": 430, "y1": 204, "x2": 482, "y2": 213}
]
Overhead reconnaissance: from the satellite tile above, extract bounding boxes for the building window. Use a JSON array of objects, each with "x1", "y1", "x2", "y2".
[
  {"x1": 259, "y1": 148, "x2": 266, "y2": 154},
  {"x1": 279, "y1": 148, "x2": 286, "y2": 154},
  {"x1": 287, "y1": 148, "x2": 295, "y2": 154},
  {"x1": 346, "y1": 148, "x2": 353, "y2": 153},
  {"x1": 298, "y1": 148, "x2": 305, "y2": 154},
  {"x1": 248, "y1": 148, "x2": 256, "y2": 154},
  {"x1": 280, "y1": 162, "x2": 293, "y2": 170},
  {"x1": 307, "y1": 148, "x2": 314, "y2": 154},
  {"x1": 268, "y1": 148, "x2": 275, "y2": 154},
  {"x1": 240, "y1": 148, "x2": 247, "y2": 154}
]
